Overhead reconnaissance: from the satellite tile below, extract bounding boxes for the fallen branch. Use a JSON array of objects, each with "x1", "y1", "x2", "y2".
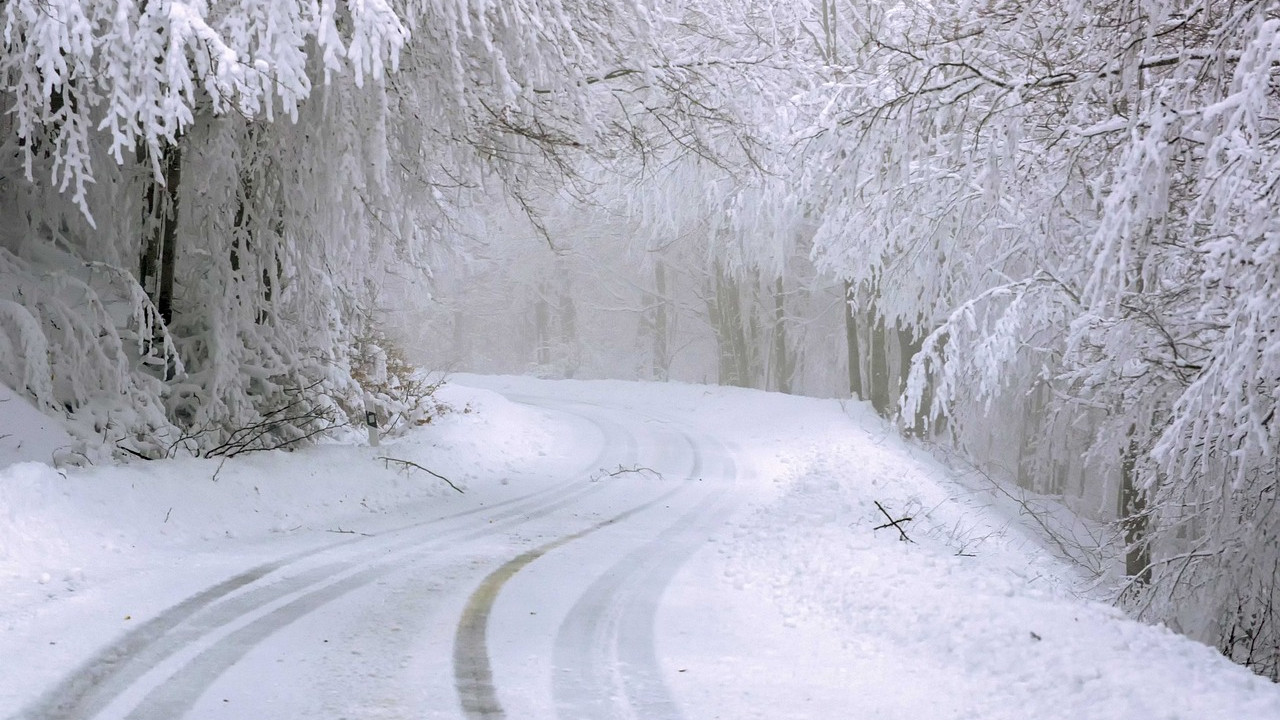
[
  {"x1": 326, "y1": 527, "x2": 372, "y2": 537},
  {"x1": 591, "y1": 464, "x2": 664, "y2": 481},
  {"x1": 873, "y1": 500, "x2": 914, "y2": 542},
  {"x1": 377, "y1": 456, "x2": 464, "y2": 494},
  {"x1": 116, "y1": 444, "x2": 154, "y2": 461}
]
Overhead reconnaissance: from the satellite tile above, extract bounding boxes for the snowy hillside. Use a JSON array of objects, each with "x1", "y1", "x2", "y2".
[{"x1": 0, "y1": 382, "x2": 75, "y2": 468}]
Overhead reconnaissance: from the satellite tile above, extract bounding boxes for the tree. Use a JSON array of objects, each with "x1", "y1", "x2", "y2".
[
  {"x1": 787, "y1": 0, "x2": 1280, "y2": 678},
  {"x1": 0, "y1": 0, "x2": 723, "y2": 456}
]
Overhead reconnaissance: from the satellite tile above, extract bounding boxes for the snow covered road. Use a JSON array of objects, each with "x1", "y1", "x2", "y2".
[
  {"x1": 3, "y1": 387, "x2": 742, "y2": 720},
  {"x1": 451, "y1": 396, "x2": 739, "y2": 720},
  {"x1": 4, "y1": 376, "x2": 1280, "y2": 719}
]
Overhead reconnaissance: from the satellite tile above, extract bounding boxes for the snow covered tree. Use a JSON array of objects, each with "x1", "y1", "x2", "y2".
[
  {"x1": 780, "y1": 0, "x2": 1280, "y2": 678},
  {"x1": 0, "y1": 0, "x2": 726, "y2": 457}
]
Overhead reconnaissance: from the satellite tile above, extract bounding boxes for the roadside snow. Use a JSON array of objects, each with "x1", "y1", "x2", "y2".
[
  {"x1": 462, "y1": 375, "x2": 1280, "y2": 719},
  {"x1": 691, "y1": 443, "x2": 1276, "y2": 719},
  {"x1": 0, "y1": 383, "x2": 564, "y2": 593},
  {"x1": 0, "y1": 382, "x2": 75, "y2": 468}
]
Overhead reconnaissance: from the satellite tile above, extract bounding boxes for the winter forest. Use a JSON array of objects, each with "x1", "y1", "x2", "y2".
[{"x1": 2, "y1": 0, "x2": 1279, "y2": 681}]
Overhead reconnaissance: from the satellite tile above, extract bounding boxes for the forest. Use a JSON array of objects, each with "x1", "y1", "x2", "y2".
[{"x1": 2, "y1": 0, "x2": 1278, "y2": 680}]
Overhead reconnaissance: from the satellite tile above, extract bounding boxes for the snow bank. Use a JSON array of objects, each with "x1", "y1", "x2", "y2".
[
  {"x1": 0, "y1": 382, "x2": 567, "y2": 615},
  {"x1": 0, "y1": 381, "x2": 75, "y2": 469},
  {"x1": 655, "y1": 385, "x2": 1280, "y2": 719}
]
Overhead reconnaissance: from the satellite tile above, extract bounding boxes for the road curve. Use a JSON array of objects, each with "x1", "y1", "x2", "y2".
[{"x1": 450, "y1": 400, "x2": 741, "y2": 720}]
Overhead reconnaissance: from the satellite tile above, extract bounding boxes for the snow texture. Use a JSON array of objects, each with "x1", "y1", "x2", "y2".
[{"x1": 5, "y1": 376, "x2": 1272, "y2": 719}]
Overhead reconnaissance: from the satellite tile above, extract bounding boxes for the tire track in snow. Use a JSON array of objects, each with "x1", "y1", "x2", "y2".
[
  {"x1": 453, "y1": 422, "x2": 727, "y2": 720},
  {"x1": 451, "y1": 410, "x2": 699, "y2": 719},
  {"x1": 551, "y1": 433, "x2": 738, "y2": 720},
  {"x1": 19, "y1": 482, "x2": 598, "y2": 720},
  {"x1": 12, "y1": 401, "x2": 630, "y2": 720},
  {"x1": 453, "y1": 485, "x2": 688, "y2": 720},
  {"x1": 118, "y1": 482, "x2": 617, "y2": 720},
  {"x1": 8, "y1": 548, "x2": 344, "y2": 720},
  {"x1": 613, "y1": 462, "x2": 738, "y2": 719}
]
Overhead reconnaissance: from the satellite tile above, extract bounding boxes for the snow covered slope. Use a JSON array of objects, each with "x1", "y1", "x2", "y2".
[{"x1": 0, "y1": 382, "x2": 75, "y2": 469}]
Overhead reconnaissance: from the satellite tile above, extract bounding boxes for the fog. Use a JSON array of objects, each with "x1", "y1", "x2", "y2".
[{"x1": 388, "y1": 197, "x2": 852, "y2": 398}]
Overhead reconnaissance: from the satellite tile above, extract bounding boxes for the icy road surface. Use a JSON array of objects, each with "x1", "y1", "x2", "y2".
[{"x1": 3, "y1": 375, "x2": 1279, "y2": 719}]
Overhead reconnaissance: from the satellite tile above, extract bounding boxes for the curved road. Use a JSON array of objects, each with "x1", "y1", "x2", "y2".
[{"x1": 11, "y1": 391, "x2": 742, "y2": 720}]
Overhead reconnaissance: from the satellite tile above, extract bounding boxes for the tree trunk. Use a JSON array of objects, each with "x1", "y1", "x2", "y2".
[
  {"x1": 139, "y1": 141, "x2": 182, "y2": 379},
  {"x1": 844, "y1": 280, "x2": 862, "y2": 399},
  {"x1": 868, "y1": 302, "x2": 891, "y2": 416},
  {"x1": 452, "y1": 305, "x2": 468, "y2": 366},
  {"x1": 897, "y1": 323, "x2": 924, "y2": 429},
  {"x1": 772, "y1": 276, "x2": 792, "y2": 394},
  {"x1": 559, "y1": 283, "x2": 577, "y2": 378},
  {"x1": 1121, "y1": 252, "x2": 1152, "y2": 582},
  {"x1": 1121, "y1": 435, "x2": 1152, "y2": 583},
  {"x1": 156, "y1": 145, "x2": 181, "y2": 325},
  {"x1": 653, "y1": 260, "x2": 670, "y2": 381},
  {"x1": 535, "y1": 285, "x2": 551, "y2": 367},
  {"x1": 710, "y1": 264, "x2": 751, "y2": 388}
]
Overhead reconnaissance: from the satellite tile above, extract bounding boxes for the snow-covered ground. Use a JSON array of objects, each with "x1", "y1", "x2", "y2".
[
  {"x1": 0, "y1": 383, "x2": 76, "y2": 468},
  {"x1": 1, "y1": 375, "x2": 1277, "y2": 719}
]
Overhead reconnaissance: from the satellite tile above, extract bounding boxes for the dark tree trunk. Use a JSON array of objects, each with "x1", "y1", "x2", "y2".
[
  {"x1": 897, "y1": 323, "x2": 924, "y2": 429},
  {"x1": 1121, "y1": 436, "x2": 1152, "y2": 583},
  {"x1": 710, "y1": 264, "x2": 751, "y2": 388},
  {"x1": 139, "y1": 141, "x2": 182, "y2": 379},
  {"x1": 156, "y1": 146, "x2": 181, "y2": 325},
  {"x1": 868, "y1": 302, "x2": 891, "y2": 416}
]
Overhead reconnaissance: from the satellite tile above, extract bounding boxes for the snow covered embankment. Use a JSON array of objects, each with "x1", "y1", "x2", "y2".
[
  {"x1": 659, "y1": 386, "x2": 1280, "y2": 720},
  {"x1": 0, "y1": 383, "x2": 566, "y2": 635}
]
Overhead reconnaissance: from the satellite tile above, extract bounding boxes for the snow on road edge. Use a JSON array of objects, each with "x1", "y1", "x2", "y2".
[{"x1": 0, "y1": 383, "x2": 568, "y2": 616}]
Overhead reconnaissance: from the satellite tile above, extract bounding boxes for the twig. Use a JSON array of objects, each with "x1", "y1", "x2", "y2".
[
  {"x1": 873, "y1": 500, "x2": 914, "y2": 542},
  {"x1": 165, "y1": 379, "x2": 347, "y2": 459},
  {"x1": 591, "y1": 464, "x2": 664, "y2": 481},
  {"x1": 116, "y1": 444, "x2": 154, "y2": 461},
  {"x1": 918, "y1": 439, "x2": 1111, "y2": 577},
  {"x1": 377, "y1": 456, "x2": 464, "y2": 494},
  {"x1": 326, "y1": 527, "x2": 372, "y2": 537}
]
